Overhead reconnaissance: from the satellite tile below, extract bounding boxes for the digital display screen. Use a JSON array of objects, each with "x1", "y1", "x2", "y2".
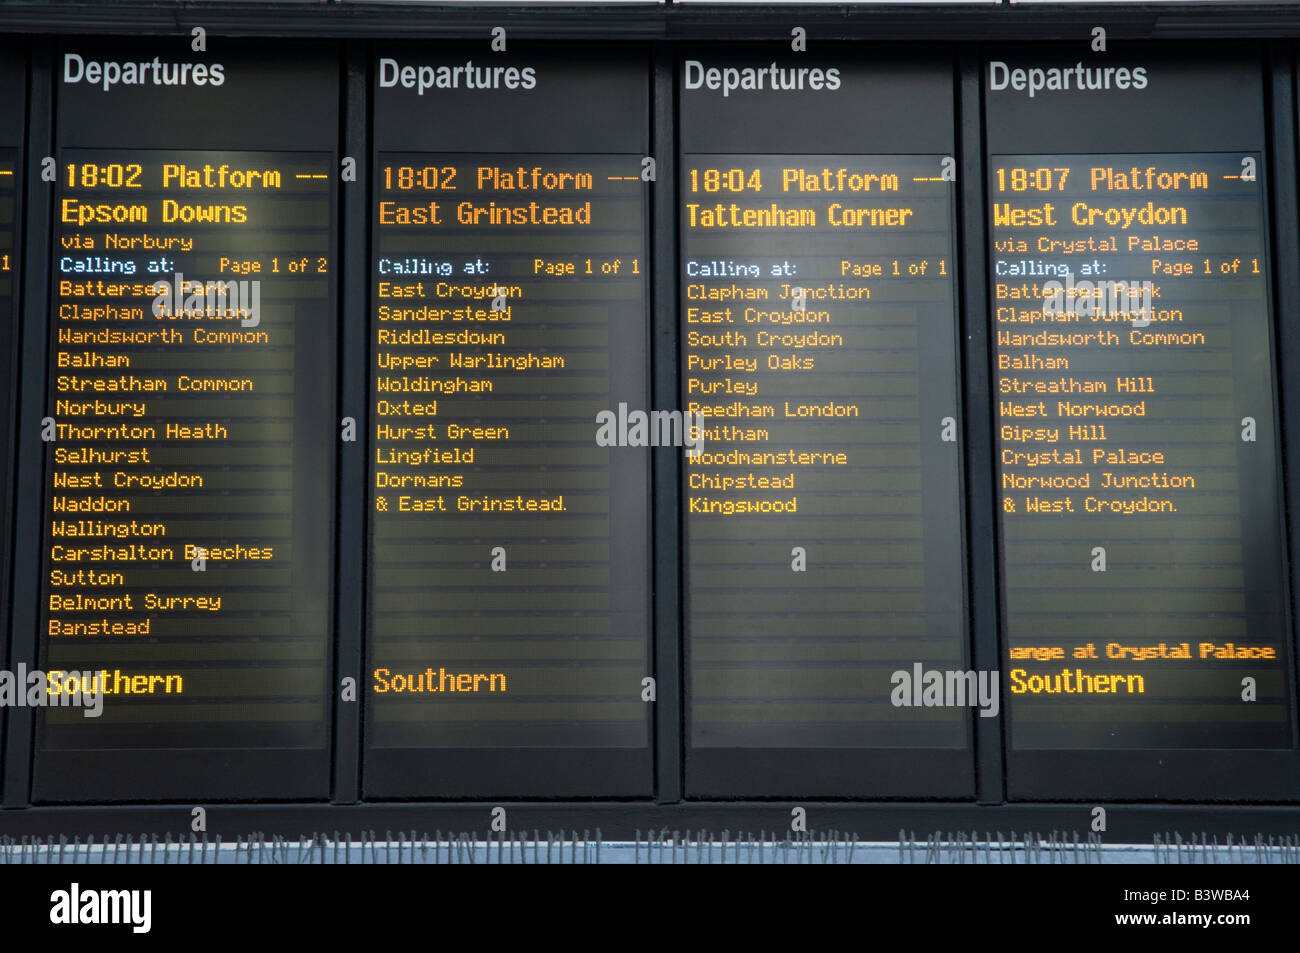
[
  {"x1": 0, "y1": 50, "x2": 23, "y2": 781},
  {"x1": 0, "y1": 35, "x2": 1293, "y2": 816},
  {"x1": 987, "y1": 53, "x2": 1300, "y2": 799},
  {"x1": 364, "y1": 50, "x2": 652, "y2": 798},
  {"x1": 0, "y1": 147, "x2": 17, "y2": 603},
  {"x1": 680, "y1": 54, "x2": 972, "y2": 797},
  {"x1": 30, "y1": 47, "x2": 338, "y2": 801}
]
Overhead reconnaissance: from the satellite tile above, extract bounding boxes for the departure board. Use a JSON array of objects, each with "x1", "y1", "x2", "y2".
[
  {"x1": 681, "y1": 54, "x2": 971, "y2": 797},
  {"x1": 365, "y1": 49, "x2": 652, "y2": 797},
  {"x1": 0, "y1": 52, "x2": 22, "y2": 780},
  {"x1": 30, "y1": 46, "x2": 338, "y2": 801},
  {"x1": 987, "y1": 53, "x2": 1300, "y2": 799}
]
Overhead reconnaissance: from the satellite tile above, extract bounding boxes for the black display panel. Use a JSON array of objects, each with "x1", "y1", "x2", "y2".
[
  {"x1": 364, "y1": 49, "x2": 653, "y2": 797},
  {"x1": 30, "y1": 43, "x2": 338, "y2": 801},
  {"x1": 986, "y1": 51, "x2": 1300, "y2": 800},
  {"x1": 0, "y1": 51, "x2": 23, "y2": 784},
  {"x1": 680, "y1": 52, "x2": 972, "y2": 797}
]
